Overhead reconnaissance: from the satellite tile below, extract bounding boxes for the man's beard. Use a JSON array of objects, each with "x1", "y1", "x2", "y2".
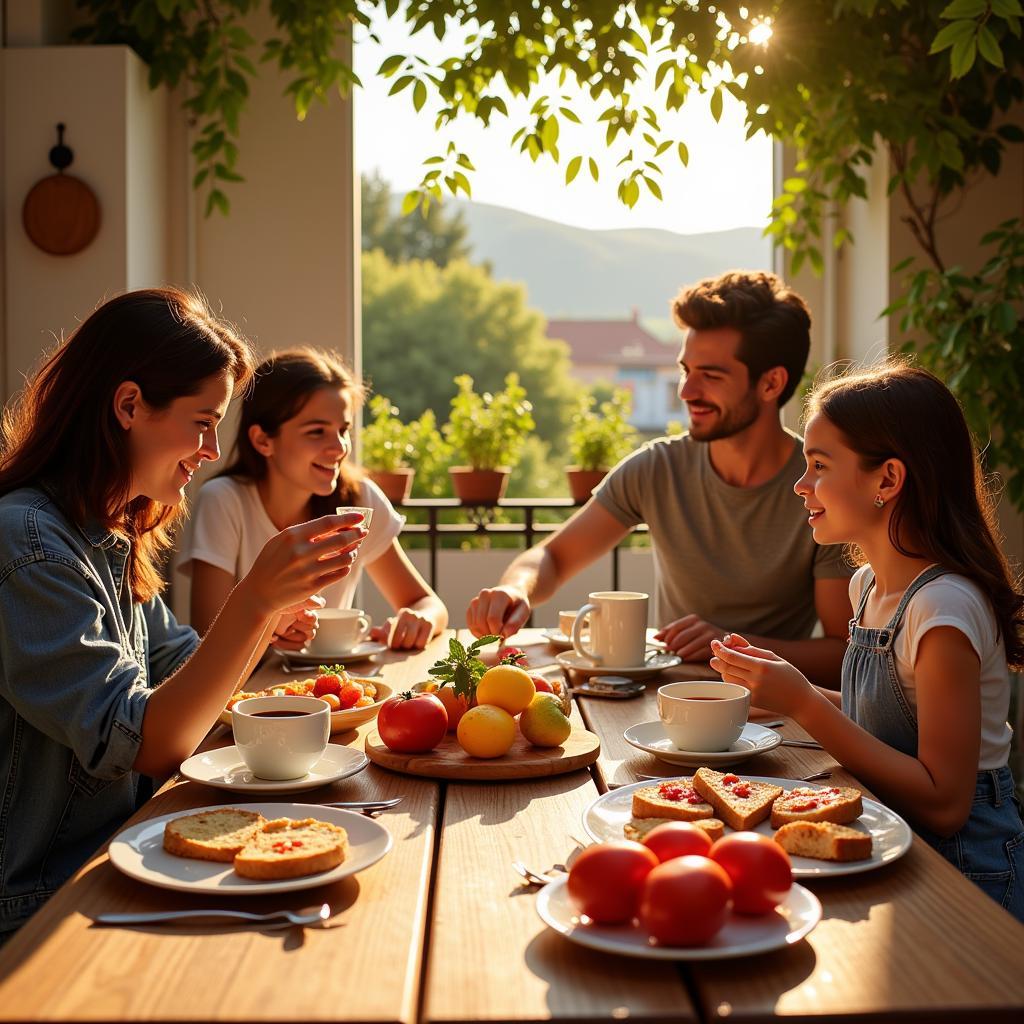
[{"x1": 687, "y1": 390, "x2": 760, "y2": 441}]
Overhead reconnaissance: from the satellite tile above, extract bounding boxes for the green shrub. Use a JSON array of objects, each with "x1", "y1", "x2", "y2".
[
  {"x1": 568, "y1": 388, "x2": 638, "y2": 471},
  {"x1": 443, "y1": 373, "x2": 535, "y2": 471}
]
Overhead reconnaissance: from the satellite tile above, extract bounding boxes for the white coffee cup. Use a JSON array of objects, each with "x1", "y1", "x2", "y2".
[
  {"x1": 306, "y1": 608, "x2": 372, "y2": 657},
  {"x1": 231, "y1": 694, "x2": 330, "y2": 780},
  {"x1": 559, "y1": 609, "x2": 582, "y2": 637},
  {"x1": 571, "y1": 591, "x2": 649, "y2": 667},
  {"x1": 657, "y1": 680, "x2": 750, "y2": 752}
]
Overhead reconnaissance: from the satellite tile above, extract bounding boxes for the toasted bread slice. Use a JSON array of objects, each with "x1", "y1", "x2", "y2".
[
  {"x1": 163, "y1": 808, "x2": 266, "y2": 862},
  {"x1": 631, "y1": 780, "x2": 715, "y2": 821},
  {"x1": 770, "y1": 785, "x2": 863, "y2": 828},
  {"x1": 692, "y1": 767, "x2": 783, "y2": 831},
  {"x1": 233, "y1": 817, "x2": 349, "y2": 880},
  {"x1": 774, "y1": 820, "x2": 873, "y2": 862},
  {"x1": 624, "y1": 816, "x2": 725, "y2": 844}
]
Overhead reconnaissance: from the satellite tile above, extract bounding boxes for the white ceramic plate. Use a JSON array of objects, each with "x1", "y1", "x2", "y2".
[
  {"x1": 541, "y1": 628, "x2": 574, "y2": 649},
  {"x1": 279, "y1": 641, "x2": 388, "y2": 666},
  {"x1": 556, "y1": 650, "x2": 682, "y2": 680},
  {"x1": 107, "y1": 802, "x2": 392, "y2": 896},
  {"x1": 623, "y1": 721, "x2": 782, "y2": 767},
  {"x1": 536, "y1": 876, "x2": 821, "y2": 960},
  {"x1": 219, "y1": 679, "x2": 392, "y2": 734},
  {"x1": 583, "y1": 776, "x2": 913, "y2": 878},
  {"x1": 179, "y1": 744, "x2": 369, "y2": 794}
]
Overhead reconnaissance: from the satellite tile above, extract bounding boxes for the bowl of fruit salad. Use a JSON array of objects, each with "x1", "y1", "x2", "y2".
[{"x1": 222, "y1": 668, "x2": 392, "y2": 733}]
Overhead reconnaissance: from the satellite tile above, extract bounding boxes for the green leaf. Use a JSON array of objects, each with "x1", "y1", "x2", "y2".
[
  {"x1": 400, "y1": 190, "x2": 421, "y2": 216},
  {"x1": 950, "y1": 35, "x2": 978, "y2": 78},
  {"x1": 413, "y1": 79, "x2": 427, "y2": 112},
  {"x1": 677, "y1": 141, "x2": 689, "y2": 166},
  {"x1": 589, "y1": 157, "x2": 599, "y2": 181},
  {"x1": 784, "y1": 177, "x2": 808, "y2": 193},
  {"x1": 559, "y1": 106, "x2": 581, "y2": 124},
  {"x1": 377, "y1": 54, "x2": 404, "y2": 77},
  {"x1": 929, "y1": 19, "x2": 975, "y2": 53},
  {"x1": 565, "y1": 155, "x2": 582, "y2": 184},
  {"x1": 643, "y1": 175, "x2": 663, "y2": 200},
  {"x1": 940, "y1": 0, "x2": 987, "y2": 17},
  {"x1": 991, "y1": 0, "x2": 1024, "y2": 15},
  {"x1": 976, "y1": 25, "x2": 1005, "y2": 67},
  {"x1": 709, "y1": 87, "x2": 723, "y2": 123}
]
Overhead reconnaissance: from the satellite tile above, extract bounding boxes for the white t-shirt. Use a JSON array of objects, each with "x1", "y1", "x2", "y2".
[
  {"x1": 850, "y1": 565, "x2": 1013, "y2": 770},
  {"x1": 177, "y1": 476, "x2": 404, "y2": 610}
]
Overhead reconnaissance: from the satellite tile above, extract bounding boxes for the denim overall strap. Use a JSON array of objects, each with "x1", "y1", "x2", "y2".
[{"x1": 841, "y1": 565, "x2": 949, "y2": 756}]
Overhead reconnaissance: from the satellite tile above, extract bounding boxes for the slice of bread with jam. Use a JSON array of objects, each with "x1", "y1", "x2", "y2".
[
  {"x1": 233, "y1": 817, "x2": 349, "y2": 880},
  {"x1": 631, "y1": 780, "x2": 715, "y2": 821},
  {"x1": 770, "y1": 785, "x2": 863, "y2": 828},
  {"x1": 692, "y1": 767, "x2": 783, "y2": 831}
]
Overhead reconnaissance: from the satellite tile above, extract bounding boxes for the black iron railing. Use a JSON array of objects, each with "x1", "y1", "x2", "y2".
[{"x1": 395, "y1": 497, "x2": 649, "y2": 595}]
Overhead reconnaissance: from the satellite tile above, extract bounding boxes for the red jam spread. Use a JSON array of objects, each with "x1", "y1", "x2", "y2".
[
  {"x1": 731, "y1": 783, "x2": 751, "y2": 798},
  {"x1": 271, "y1": 839, "x2": 304, "y2": 854},
  {"x1": 658, "y1": 782, "x2": 705, "y2": 805},
  {"x1": 788, "y1": 797, "x2": 819, "y2": 812}
]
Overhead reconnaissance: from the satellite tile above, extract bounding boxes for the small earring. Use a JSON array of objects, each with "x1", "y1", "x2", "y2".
[{"x1": 873, "y1": 494, "x2": 885, "y2": 509}]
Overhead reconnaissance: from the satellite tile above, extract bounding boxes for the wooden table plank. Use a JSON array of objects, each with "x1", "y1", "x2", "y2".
[
  {"x1": 420, "y1": 631, "x2": 697, "y2": 1024},
  {"x1": 0, "y1": 635, "x2": 451, "y2": 1024}
]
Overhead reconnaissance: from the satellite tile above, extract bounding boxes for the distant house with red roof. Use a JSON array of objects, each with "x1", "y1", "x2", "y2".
[{"x1": 545, "y1": 311, "x2": 685, "y2": 431}]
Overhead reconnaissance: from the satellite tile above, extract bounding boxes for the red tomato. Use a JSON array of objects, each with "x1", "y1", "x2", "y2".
[
  {"x1": 641, "y1": 822, "x2": 713, "y2": 862},
  {"x1": 313, "y1": 673, "x2": 343, "y2": 697},
  {"x1": 638, "y1": 856, "x2": 733, "y2": 946},
  {"x1": 709, "y1": 832, "x2": 792, "y2": 914},
  {"x1": 377, "y1": 692, "x2": 448, "y2": 753},
  {"x1": 530, "y1": 674, "x2": 553, "y2": 694},
  {"x1": 567, "y1": 841, "x2": 658, "y2": 924}
]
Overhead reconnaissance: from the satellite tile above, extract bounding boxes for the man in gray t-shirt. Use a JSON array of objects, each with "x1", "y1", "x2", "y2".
[{"x1": 467, "y1": 270, "x2": 854, "y2": 686}]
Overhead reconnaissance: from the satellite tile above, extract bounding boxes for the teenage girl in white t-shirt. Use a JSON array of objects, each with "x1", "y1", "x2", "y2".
[
  {"x1": 710, "y1": 361, "x2": 1024, "y2": 919},
  {"x1": 180, "y1": 348, "x2": 447, "y2": 650}
]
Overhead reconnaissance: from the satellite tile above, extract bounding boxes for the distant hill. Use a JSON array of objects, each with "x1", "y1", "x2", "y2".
[{"x1": 453, "y1": 199, "x2": 770, "y2": 322}]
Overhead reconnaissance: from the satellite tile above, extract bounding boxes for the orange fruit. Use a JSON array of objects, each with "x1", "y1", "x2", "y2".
[
  {"x1": 434, "y1": 685, "x2": 472, "y2": 731},
  {"x1": 476, "y1": 665, "x2": 536, "y2": 715},
  {"x1": 518, "y1": 694, "x2": 572, "y2": 747},
  {"x1": 456, "y1": 704, "x2": 516, "y2": 758}
]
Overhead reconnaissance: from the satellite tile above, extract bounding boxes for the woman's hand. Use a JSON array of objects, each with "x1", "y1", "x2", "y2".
[
  {"x1": 371, "y1": 607, "x2": 434, "y2": 650},
  {"x1": 709, "y1": 633, "x2": 816, "y2": 719},
  {"x1": 238, "y1": 513, "x2": 367, "y2": 619}
]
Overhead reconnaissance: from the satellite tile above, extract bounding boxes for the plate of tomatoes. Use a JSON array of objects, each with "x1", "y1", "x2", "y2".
[
  {"x1": 222, "y1": 670, "x2": 392, "y2": 733},
  {"x1": 537, "y1": 828, "x2": 821, "y2": 960}
]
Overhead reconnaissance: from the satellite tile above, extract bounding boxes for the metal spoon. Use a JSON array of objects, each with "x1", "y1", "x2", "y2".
[
  {"x1": 321, "y1": 797, "x2": 403, "y2": 811},
  {"x1": 511, "y1": 861, "x2": 564, "y2": 887},
  {"x1": 94, "y1": 903, "x2": 331, "y2": 928}
]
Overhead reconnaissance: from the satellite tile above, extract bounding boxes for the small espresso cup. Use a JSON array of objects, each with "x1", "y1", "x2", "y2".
[
  {"x1": 657, "y1": 680, "x2": 750, "y2": 752},
  {"x1": 572, "y1": 591, "x2": 649, "y2": 667},
  {"x1": 306, "y1": 608, "x2": 372, "y2": 657},
  {"x1": 231, "y1": 694, "x2": 330, "y2": 780},
  {"x1": 335, "y1": 505, "x2": 374, "y2": 528}
]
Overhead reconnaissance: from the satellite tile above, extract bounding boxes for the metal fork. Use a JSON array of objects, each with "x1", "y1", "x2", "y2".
[
  {"x1": 321, "y1": 797, "x2": 403, "y2": 812},
  {"x1": 94, "y1": 903, "x2": 331, "y2": 929}
]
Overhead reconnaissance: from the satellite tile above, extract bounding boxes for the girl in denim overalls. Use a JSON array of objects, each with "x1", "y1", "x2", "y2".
[{"x1": 711, "y1": 361, "x2": 1024, "y2": 921}]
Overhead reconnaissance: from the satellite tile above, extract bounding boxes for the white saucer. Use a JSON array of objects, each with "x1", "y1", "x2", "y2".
[
  {"x1": 623, "y1": 721, "x2": 782, "y2": 767},
  {"x1": 555, "y1": 650, "x2": 682, "y2": 681},
  {"x1": 279, "y1": 640, "x2": 388, "y2": 666},
  {"x1": 179, "y1": 743, "x2": 369, "y2": 794},
  {"x1": 537, "y1": 876, "x2": 821, "y2": 960},
  {"x1": 541, "y1": 628, "x2": 574, "y2": 649}
]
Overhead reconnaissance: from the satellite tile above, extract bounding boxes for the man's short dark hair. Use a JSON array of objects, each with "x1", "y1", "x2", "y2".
[{"x1": 671, "y1": 270, "x2": 811, "y2": 407}]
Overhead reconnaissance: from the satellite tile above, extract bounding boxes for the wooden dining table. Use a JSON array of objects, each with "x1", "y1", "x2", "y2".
[{"x1": 1, "y1": 627, "x2": 1022, "y2": 1024}]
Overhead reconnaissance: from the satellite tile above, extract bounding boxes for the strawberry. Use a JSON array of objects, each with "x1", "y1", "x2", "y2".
[
  {"x1": 313, "y1": 673, "x2": 343, "y2": 697},
  {"x1": 338, "y1": 682, "x2": 363, "y2": 709}
]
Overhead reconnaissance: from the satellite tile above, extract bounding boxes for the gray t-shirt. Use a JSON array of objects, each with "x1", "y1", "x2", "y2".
[{"x1": 593, "y1": 431, "x2": 852, "y2": 639}]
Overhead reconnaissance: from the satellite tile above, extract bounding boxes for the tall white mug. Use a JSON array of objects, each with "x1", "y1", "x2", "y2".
[{"x1": 571, "y1": 591, "x2": 649, "y2": 667}]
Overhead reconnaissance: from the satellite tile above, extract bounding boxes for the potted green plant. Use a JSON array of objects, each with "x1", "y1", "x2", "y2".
[
  {"x1": 361, "y1": 395, "x2": 449, "y2": 504},
  {"x1": 444, "y1": 373, "x2": 535, "y2": 503},
  {"x1": 565, "y1": 388, "x2": 638, "y2": 503}
]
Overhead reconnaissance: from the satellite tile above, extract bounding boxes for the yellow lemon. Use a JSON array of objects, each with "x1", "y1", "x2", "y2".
[
  {"x1": 476, "y1": 665, "x2": 536, "y2": 715},
  {"x1": 456, "y1": 704, "x2": 517, "y2": 758},
  {"x1": 518, "y1": 694, "x2": 572, "y2": 748}
]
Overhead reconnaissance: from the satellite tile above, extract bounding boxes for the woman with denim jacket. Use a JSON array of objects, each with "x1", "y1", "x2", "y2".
[
  {"x1": 0, "y1": 289, "x2": 367, "y2": 939},
  {"x1": 711, "y1": 361, "x2": 1024, "y2": 921}
]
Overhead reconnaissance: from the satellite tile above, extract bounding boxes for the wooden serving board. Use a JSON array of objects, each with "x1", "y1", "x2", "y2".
[{"x1": 365, "y1": 725, "x2": 600, "y2": 780}]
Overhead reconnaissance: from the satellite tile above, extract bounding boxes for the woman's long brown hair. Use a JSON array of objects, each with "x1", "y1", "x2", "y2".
[
  {"x1": 808, "y1": 360, "x2": 1024, "y2": 667},
  {"x1": 0, "y1": 288, "x2": 253, "y2": 603},
  {"x1": 219, "y1": 347, "x2": 365, "y2": 517}
]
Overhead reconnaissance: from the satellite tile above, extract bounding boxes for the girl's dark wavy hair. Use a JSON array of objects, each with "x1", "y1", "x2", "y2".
[
  {"x1": 807, "y1": 359, "x2": 1023, "y2": 668},
  {"x1": 0, "y1": 288, "x2": 254, "y2": 602},
  {"x1": 219, "y1": 347, "x2": 365, "y2": 517}
]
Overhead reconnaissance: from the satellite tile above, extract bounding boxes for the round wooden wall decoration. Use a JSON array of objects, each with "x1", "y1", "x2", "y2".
[{"x1": 22, "y1": 124, "x2": 101, "y2": 256}]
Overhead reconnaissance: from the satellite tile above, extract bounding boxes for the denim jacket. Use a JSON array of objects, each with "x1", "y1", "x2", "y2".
[{"x1": 0, "y1": 487, "x2": 198, "y2": 936}]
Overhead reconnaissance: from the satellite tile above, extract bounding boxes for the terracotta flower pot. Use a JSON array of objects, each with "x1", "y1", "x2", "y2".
[
  {"x1": 370, "y1": 468, "x2": 415, "y2": 504},
  {"x1": 565, "y1": 466, "x2": 608, "y2": 504},
  {"x1": 449, "y1": 466, "x2": 510, "y2": 504}
]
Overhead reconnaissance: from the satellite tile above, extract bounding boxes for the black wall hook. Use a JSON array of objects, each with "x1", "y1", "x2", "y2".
[{"x1": 48, "y1": 123, "x2": 73, "y2": 173}]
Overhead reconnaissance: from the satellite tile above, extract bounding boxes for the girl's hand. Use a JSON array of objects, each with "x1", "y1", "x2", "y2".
[
  {"x1": 371, "y1": 608, "x2": 433, "y2": 650},
  {"x1": 271, "y1": 596, "x2": 324, "y2": 651},
  {"x1": 240, "y1": 513, "x2": 367, "y2": 618},
  {"x1": 709, "y1": 633, "x2": 816, "y2": 718}
]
